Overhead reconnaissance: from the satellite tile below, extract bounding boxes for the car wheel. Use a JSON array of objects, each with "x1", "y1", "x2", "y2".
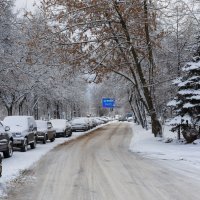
[
  {"x1": 43, "y1": 136, "x2": 47, "y2": 144},
  {"x1": 50, "y1": 136, "x2": 55, "y2": 142},
  {"x1": 68, "y1": 130, "x2": 72, "y2": 137},
  {"x1": 30, "y1": 137, "x2": 37, "y2": 149},
  {"x1": 64, "y1": 130, "x2": 67, "y2": 137},
  {"x1": 3, "y1": 140, "x2": 13, "y2": 158},
  {"x1": 21, "y1": 138, "x2": 28, "y2": 152}
]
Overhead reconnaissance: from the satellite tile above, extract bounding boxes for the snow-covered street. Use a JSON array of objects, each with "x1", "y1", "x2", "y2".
[
  {"x1": 1, "y1": 0, "x2": 200, "y2": 199},
  {"x1": 2, "y1": 121, "x2": 200, "y2": 199},
  {"x1": 2, "y1": 122, "x2": 200, "y2": 200},
  {"x1": 0, "y1": 127, "x2": 104, "y2": 198}
]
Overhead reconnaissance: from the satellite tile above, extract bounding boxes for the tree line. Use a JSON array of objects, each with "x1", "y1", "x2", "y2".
[{"x1": 1, "y1": 0, "x2": 200, "y2": 141}]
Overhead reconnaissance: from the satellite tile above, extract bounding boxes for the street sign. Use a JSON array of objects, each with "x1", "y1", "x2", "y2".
[{"x1": 102, "y1": 98, "x2": 115, "y2": 108}]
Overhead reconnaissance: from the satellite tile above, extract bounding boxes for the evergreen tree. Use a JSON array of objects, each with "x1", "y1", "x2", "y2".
[{"x1": 168, "y1": 49, "x2": 200, "y2": 143}]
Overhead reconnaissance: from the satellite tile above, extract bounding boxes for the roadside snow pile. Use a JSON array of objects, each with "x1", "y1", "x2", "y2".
[{"x1": 129, "y1": 123, "x2": 200, "y2": 166}]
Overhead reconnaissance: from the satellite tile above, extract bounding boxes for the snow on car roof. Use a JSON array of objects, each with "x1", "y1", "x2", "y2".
[
  {"x1": 71, "y1": 118, "x2": 88, "y2": 123},
  {"x1": 3, "y1": 116, "x2": 32, "y2": 128},
  {"x1": 36, "y1": 120, "x2": 47, "y2": 129},
  {"x1": 50, "y1": 119, "x2": 67, "y2": 128}
]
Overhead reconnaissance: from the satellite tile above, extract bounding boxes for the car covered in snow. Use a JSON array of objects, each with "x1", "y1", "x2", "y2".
[
  {"x1": 70, "y1": 117, "x2": 90, "y2": 132},
  {"x1": 3, "y1": 116, "x2": 37, "y2": 152},
  {"x1": 36, "y1": 120, "x2": 56, "y2": 143},
  {"x1": 50, "y1": 119, "x2": 72, "y2": 137},
  {"x1": 0, "y1": 122, "x2": 13, "y2": 158}
]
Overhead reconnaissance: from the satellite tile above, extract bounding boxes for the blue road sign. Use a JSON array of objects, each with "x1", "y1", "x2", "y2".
[{"x1": 102, "y1": 98, "x2": 115, "y2": 108}]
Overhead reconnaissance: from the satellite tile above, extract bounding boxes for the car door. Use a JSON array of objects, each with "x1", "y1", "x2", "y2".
[
  {"x1": 65, "y1": 121, "x2": 71, "y2": 134},
  {"x1": 27, "y1": 118, "x2": 35, "y2": 143},
  {"x1": 0, "y1": 122, "x2": 8, "y2": 150},
  {"x1": 47, "y1": 122, "x2": 54, "y2": 139}
]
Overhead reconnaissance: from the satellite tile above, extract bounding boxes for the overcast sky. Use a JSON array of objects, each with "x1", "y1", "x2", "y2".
[{"x1": 14, "y1": 0, "x2": 41, "y2": 12}]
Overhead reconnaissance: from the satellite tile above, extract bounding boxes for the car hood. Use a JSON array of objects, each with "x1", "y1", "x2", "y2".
[{"x1": 54, "y1": 127, "x2": 65, "y2": 132}]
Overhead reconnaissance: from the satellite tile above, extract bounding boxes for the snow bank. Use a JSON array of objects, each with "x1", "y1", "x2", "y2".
[{"x1": 129, "y1": 123, "x2": 200, "y2": 165}]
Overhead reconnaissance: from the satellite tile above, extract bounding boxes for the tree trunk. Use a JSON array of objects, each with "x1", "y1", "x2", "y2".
[
  {"x1": 114, "y1": 2, "x2": 162, "y2": 137},
  {"x1": 19, "y1": 97, "x2": 26, "y2": 115},
  {"x1": 7, "y1": 106, "x2": 13, "y2": 116},
  {"x1": 56, "y1": 102, "x2": 60, "y2": 119},
  {"x1": 33, "y1": 95, "x2": 39, "y2": 120}
]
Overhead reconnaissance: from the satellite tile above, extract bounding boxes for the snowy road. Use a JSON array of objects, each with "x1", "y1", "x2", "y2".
[{"x1": 3, "y1": 123, "x2": 200, "y2": 200}]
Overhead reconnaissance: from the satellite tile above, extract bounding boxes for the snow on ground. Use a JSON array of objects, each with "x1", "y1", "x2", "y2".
[
  {"x1": 129, "y1": 122, "x2": 200, "y2": 166},
  {"x1": 0, "y1": 124, "x2": 107, "y2": 198}
]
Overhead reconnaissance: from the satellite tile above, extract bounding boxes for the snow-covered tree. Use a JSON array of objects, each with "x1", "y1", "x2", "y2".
[{"x1": 168, "y1": 48, "x2": 200, "y2": 143}]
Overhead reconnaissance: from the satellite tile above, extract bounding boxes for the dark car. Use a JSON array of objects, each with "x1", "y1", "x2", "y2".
[
  {"x1": 70, "y1": 117, "x2": 90, "y2": 132},
  {"x1": 0, "y1": 122, "x2": 13, "y2": 158},
  {"x1": 50, "y1": 119, "x2": 72, "y2": 137},
  {"x1": 36, "y1": 120, "x2": 56, "y2": 143}
]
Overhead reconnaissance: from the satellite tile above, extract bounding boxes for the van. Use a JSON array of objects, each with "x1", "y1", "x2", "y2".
[{"x1": 3, "y1": 116, "x2": 37, "y2": 152}]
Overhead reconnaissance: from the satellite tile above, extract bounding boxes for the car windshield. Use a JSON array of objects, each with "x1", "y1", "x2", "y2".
[
  {"x1": 3, "y1": 116, "x2": 28, "y2": 129},
  {"x1": 36, "y1": 121, "x2": 47, "y2": 130},
  {"x1": 50, "y1": 120, "x2": 66, "y2": 128}
]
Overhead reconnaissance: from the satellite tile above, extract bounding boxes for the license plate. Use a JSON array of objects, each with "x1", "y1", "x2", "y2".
[{"x1": 14, "y1": 140, "x2": 22, "y2": 144}]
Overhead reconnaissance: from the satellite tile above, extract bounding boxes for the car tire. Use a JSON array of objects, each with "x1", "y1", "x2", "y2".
[
  {"x1": 43, "y1": 136, "x2": 47, "y2": 144},
  {"x1": 3, "y1": 140, "x2": 13, "y2": 158},
  {"x1": 68, "y1": 130, "x2": 72, "y2": 137},
  {"x1": 21, "y1": 138, "x2": 28, "y2": 152},
  {"x1": 30, "y1": 137, "x2": 37, "y2": 149},
  {"x1": 50, "y1": 136, "x2": 55, "y2": 142},
  {"x1": 64, "y1": 130, "x2": 67, "y2": 137}
]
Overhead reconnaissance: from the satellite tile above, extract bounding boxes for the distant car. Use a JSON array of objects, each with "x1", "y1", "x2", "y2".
[
  {"x1": 86, "y1": 117, "x2": 94, "y2": 129},
  {"x1": 70, "y1": 118, "x2": 90, "y2": 132},
  {"x1": 36, "y1": 120, "x2": 56, "y2": 143},
  {"x1": 119, "y1": 116, "x2": 127, "y2": 121},
  {"x1": 127, "y1": 117, "x2": 133, "y2": 122},
  {"x1": 94, "y1": 118, "x2": 105, "y2": 125},
  {"x1": 0, "y1": 122, "x2": 13, "y2": 158},
  {"x1": 50, "y1": 119, "x2": 72, "y2": 137},
  {"x1": 98, "y1": 117, "x2": 108, "y2": 123},
  {"x1": 3, "y1": 116, "x2": 37, "y2": 152}
]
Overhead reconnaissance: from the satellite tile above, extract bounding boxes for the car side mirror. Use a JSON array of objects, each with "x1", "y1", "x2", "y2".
[
  {"x1": 47, "y1": 123, "x2": 52, "y2": 129},
  {"x1": 47, "y1": 125, "x2": 52, "y2": 129},
  {"x1": 5, "y1": 126, "x2": 10, "y2": 131},
  {"x1": 29, "y1": 125, "x2": 33, "y2": 131}
]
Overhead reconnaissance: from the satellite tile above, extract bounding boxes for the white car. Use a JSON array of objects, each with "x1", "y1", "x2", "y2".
[
  {"x1": 3, "y1": 116, "x2": 37, "y2": 152},
  {"x1": 50, "y1": 119, "x2": 72, "y2": 137}
]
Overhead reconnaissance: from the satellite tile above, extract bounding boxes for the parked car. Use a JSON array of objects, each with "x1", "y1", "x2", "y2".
[
  {"x1": 50, "y1": 119, "x2": 72, "y2": 137},
  {"x1": 70, "y1": 117, "x2": 90, "y2": 132},
  {"x1": 127, "y1": 116, "x2": 133, "y2": 122},
  {"x1": 86, "y1": 117, "x2": 94, "y2": 129},
  {"x1": 36, "y1": 120, "x2": 56, "y2": 143},
  {"x1": 95, "y1": 117, "x2": 106, "y2": 125},
  {"x1": 0, "y1": 122, "x2": 13, "y2": 158},
  {"x1": 3, "y1": 116, "x2": 37, "y2": 152}
]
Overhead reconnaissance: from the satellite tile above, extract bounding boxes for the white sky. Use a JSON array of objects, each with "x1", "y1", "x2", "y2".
[{"x1": 14, "y1": 0, "x2": 41, "y2": 12}]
